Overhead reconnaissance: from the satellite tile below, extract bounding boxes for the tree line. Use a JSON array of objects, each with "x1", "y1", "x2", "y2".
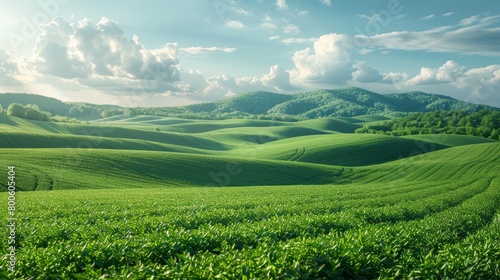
[
  {"x1": 355, "y1": 110, "x2": 500, "y2": 140},
  {"x1": 5, "y1": 103, "x2": 52, "y2": 121}
]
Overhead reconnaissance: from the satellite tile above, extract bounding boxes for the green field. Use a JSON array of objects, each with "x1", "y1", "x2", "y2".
[{"x1": 0, "y1": 114, "x2": 499, "y2": 279}]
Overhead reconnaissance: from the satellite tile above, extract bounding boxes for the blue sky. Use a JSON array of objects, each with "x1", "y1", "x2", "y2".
[{"x1": 0, "y1": 0, "x2": 499, "y2": 107}]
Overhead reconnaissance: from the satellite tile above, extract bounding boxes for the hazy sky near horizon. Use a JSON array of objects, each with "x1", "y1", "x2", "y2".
[{"x1": 0, "y1": 0, "x2": 499, "y2": 107}]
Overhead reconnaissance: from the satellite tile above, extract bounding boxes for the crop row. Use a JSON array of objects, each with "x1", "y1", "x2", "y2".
[{"x1": 1, "y1": 177, "x2": 498, "y2": 278}]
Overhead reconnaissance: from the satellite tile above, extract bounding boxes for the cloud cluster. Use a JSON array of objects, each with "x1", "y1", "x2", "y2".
[
  {"x1": 406, "y1": 60, "x2": 466, "y2": 86},
  {"x1": 2, "y1": 11, "x2": 499, "y2": 107},
  {"x1": 284, "y1": 32, "x2": 499, "y2": 106},
  {"x1": 199, "y1": 65, "x2": 297, "y2": 101},
  {"x1": 289, "y1": 33, "x2": 353, "y2": 86},
  {"x1": 31, "y1": 17, "x2": 181, "y2": 93},
  {"x1": 355, "y1": 20, "x2": 500, "y2": 56}
]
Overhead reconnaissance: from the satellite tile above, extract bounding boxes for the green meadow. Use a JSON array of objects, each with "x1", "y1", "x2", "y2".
[{"x1": 0, "y1": 113, "x2": 499, "y2": 279}]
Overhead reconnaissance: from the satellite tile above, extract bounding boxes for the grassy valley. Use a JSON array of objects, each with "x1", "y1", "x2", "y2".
[{"x1": 0, "y1": 89, "x2": 499, "y2": 278}]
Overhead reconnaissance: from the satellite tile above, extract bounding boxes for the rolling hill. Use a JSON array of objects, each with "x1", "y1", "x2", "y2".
[
  {"x1": 183, "y1": 88, "x2": 497, "y2": 118},
  {"x1": 0, "y1": 105, "x2": 499, "y2": 279},
  {"x1": 1, "y1": 87, "x2": 497, "y2": 120},
  {"x1": 0, "y1": 113, "x2": 497, "y2": 191}
]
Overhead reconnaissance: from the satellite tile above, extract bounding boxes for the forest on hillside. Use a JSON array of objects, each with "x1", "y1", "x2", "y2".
[{"x1": 355, "y1": 110, "x2": 500, "y2": 140}]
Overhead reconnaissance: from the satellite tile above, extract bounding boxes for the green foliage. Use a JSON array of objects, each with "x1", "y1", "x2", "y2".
[
  {"x1": 7, "y1": 103, "x2": 52, "y2": 121},
  {"x1": 356, "y1": 109, "x2": 500, "y2": 140},
  {"x1": 52, "y1": 115, "x2": 81, "y2": 123},
  {"x1": 0, "y1": 93, "x2": 71, "y2": 116}
]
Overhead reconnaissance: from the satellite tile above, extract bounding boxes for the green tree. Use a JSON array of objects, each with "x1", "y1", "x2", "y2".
[
  {"x1": 7, "y1": 103, "x2": 26, "y2": 118},
  {"x1": 24, "y1": 107, "x2": 43, "y2": 120},
  {"x1": 490, "y1": 128, "x2": 499, "y2": 140}
]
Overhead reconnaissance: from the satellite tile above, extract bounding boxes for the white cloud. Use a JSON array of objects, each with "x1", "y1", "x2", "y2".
[
  {"x1": 269, "y1": 36, "x2": 280, "y2": 41},
  {"x1": 393, "y1": 14, "x2": 409, "y2": 21},
  {"x1": 232, "y1": 7, "x2": 251, "y2": 16},
  {"x1": 180, "y1": 47, "x2": 237, "y2": 54},
  {"x1": 354, "y1": 14, "x2": 500, "y2": 56},
  {"x1": 319, "y1": 0, "x2": 332, "y2": 7},
  {"x1": 226, "y1": 20, "x2": 246, "y2": 29},
  {"x1": 455, "y1": 65, "x2": 500, "y2": 89},
  {"x1": 421, "y1": 14, "x2": 435, "y2": 20},
  {"x1": 198, "y1": 65, "x2": 297, "y2": 101},
  {"x1": 398, "y1": 61, "x2": 500, "y2": 105},
  {"x1": 276, "y1": 0, "x2": 288, "y2": 10},
  {"x1": 382, "y1": 72, "x2": 408, "y2": 84},
  {"x1": 359, "y1": 48, "x2": 374, "y2": 55},
  {"x1": 459, "y1": 13, "x2": 500, "y2": 27},
  {"x1": 283, "y1": 24, "x2": 300, "y2": 34},
  {"x1": 29, "y1": 17, "x2": 181, "y2": 94},
  {"x1": 352, "y1": 61, "x2": 383, "y2": 83},
  {"x1": 261, "y1": 15, "x2": 277, "y2": 30},
  {"x1": 289, "y1": 33, "x2": 353, "y2": 87},
  {"x1": 442, "y1": 12, "x2": 455, "y2": 17},
  {"x1": 261, "y1": 65, "x2": 297, "y2": 91},
  {"x1": 281, "y1": 37, "x2": 317, "y2": 45},
  {"x1": 406, "y1": 60, "x2": 466, "y2": 86},
  {"x1": 0, "y1": 48, "x2": 20, "y2": 85},
  {"x1": 357, "y1": 13, "x2": 383, "y2": 23},
  {"x1": 297, "y1": 10, "x2": 309, "y2": 16}
]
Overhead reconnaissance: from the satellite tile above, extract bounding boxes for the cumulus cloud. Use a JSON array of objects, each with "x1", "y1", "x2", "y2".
[
  {"x1": 400, "y1": 61, "x2": 500, "y2": 105},
  {"x1": 202, "y1": 74, "x2": 239, "y2": 100},
  {"x1": 289, "y1": 33, "x2": 353, "y2": 86},
  {"x1": 261, "y1": 65, "x2": 298, "y2": 91},
  {"x1": 199, "y1": 65, "x2": 297, "y2": 101},
  {"x1": 453, "y1": 64, "x2": 500, "y2": 105},
  {"x1": 352, "y1": 61, "x2": 383, "y2": 83},
  {"x1": 455, "y1": 64, "x2": 500, "y2": 98},
  {"x1": 406, "y1": 60, "x2": 466, "y2": 86},
  {"x1": 180, "y1": 47, "x2": 237, "y2": 54},
  {"x1": 30, "y1": 17, "x2": 181, "y2": 94},
  {"x1": 382, "y1": 72, "x2": 408, "y2": 84}
]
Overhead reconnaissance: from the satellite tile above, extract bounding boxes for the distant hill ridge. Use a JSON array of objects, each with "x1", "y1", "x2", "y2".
[
  {"x1": 183, "y1": 87, "x2": 497, "y2": 118},
  {"x1": 1, "y1": 88, "x2": 497, "y2": 119}
]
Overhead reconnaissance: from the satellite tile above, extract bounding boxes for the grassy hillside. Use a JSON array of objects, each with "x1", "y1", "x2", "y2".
[
  {"x1": 402, "y1": 134, "x2": 497, "y2": 146},
  {"x1": 230, "y1": 134, "x2": 451, "y2": 166},
  {"x1": 3, "y1": 87, "x2": 497, "y2": 121},
  {"x1": 0, "y1": 113, "x2": 497, "y2": 191},
  {"x1": 0, "y1": 111, "x2": 499, "y2": 279}
]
